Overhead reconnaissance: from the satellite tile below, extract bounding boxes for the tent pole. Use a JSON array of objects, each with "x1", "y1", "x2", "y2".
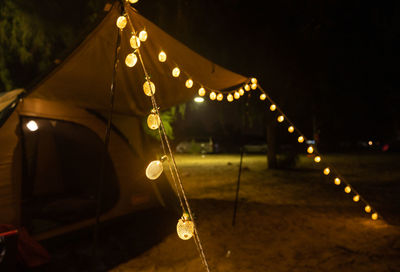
[
  {"x1": 91, "y1": 13, "x2": 122, "y2": 268},
  {"x1": 232, "y1": 147, "x2": 244, "y2": 226}
]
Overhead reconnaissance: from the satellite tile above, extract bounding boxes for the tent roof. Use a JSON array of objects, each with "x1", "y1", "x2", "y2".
[{"x1": 29, "y1": 2, "x2": 249, "y2": 117}]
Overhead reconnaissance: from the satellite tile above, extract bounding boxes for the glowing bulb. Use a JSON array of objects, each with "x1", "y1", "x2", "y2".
[
  {"x1": 227, "y1": 94, "x2": 234, "y2": 102},
  {"x1": 239, "y1": 88, "x2": 244, "y2": 96},
  {"x1": 353, "y1": 195, "x2": 360, "y2": 202},
  {"x1": 307, "y1": 146, "x2": 314, "y2": 154},
  {"x1": 334, "y1": 177, "x2": 341, "y2": 185},
  {"x1": 130, "y1": 35, "x2": 140, "y2": 49},
  {"x1": 143, "y1": 80, "x2": 155, "y2": 96},
  {"x1": 185, "y1": 79, "x2": 193, "y2": 88},
  {"x1": 270, "y1": 104, "x2": 276, "y2": 111},
  {"x1": 138, "y1": 30, "x2": 148, "y2": 42},
  {"x1": 176, "y1": 218, "x2": 194, "y2": 240},
  {"x1": 209, "y1": 92, "x2": 216, "y2": 100},
  {"x1": 147, "y1": 111, "x2": 160, "y2": 130},
  {"x1": 234, "y1": 92, "x2": 240, "y2": 99},
  {"x1": 260, "y1": 94, "x2": 266, "y2": 100},
  {"x1": 128, "y1": 0, "x2": 139, "y2": 3},
  {"x1": 116, "y1": 16, "x2": 127, "y2": 29},
  {"x1": 371, "y1": 212, "x2": 378, "y2": 220},
  {"x1": 244, "y1": 84, "x2": 250, "y2": 91},
  {"x1": 298, "y1": 136, "x2": 304, "y2": 143},
  {"x1": 158, "y1": 51, "x2": 167, "y2": 62},
  {"x1": 198, "y1": 87, "x2": 206, "y2": 96},
  {"x1": 172, "y1": 67, "x2": 180, "y2": 77},
  {"x1": 26, "y1": 120, "x2": 38, "y2": 131},
  {"x1": 365, "y1": 205, "x2": 371, "y2": 213},
  {"x1": 125, "y1": 53, "x2": 137, "y2": 67},
  {"x1": 217, "y1": 93, "x2": 223, "y2": 101},
  {"x1": 251, "y1": 78, "x2": 257, "y2": 84},
  {"x1": 194, "y1": 97, "x2": 204, "y2": 103},
  {"x1": 251, "y1": 83, "x2": 257, "y2": 90},
  {"x1": 368, "y1": 141, "x2": 373, "y2": 146},
  {"x1": 314, "y1": 156, "x2": 321, "y2": 163},
  {"x1": 323, "y1": 167, "x2": 330, "y2": 175},
  {"x1": 288, "y1": 126, "x2": 294, "y2": 133},
  {"x1": 344, "y1": 186, "x2": 351, "y2": 194},
  {"x1": 146, "y1": 159, "x2": 164, "y2": 180},
  {"x1": 277, "y1": 115, "x2": 284, "y2": 123}
]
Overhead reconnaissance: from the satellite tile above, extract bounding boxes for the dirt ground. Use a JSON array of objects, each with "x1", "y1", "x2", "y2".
[{"x1": 109, "y1": 152, "x2": 400, "y2": 272}]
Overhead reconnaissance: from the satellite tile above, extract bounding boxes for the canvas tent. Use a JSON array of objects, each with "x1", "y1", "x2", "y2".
[{"x1": 0, "y1": 1, "x2": 248, "y2": 240}]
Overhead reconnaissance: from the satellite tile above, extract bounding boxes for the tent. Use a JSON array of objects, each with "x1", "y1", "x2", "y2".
[{"x1": 0, "y1": 1, "x2": 249, "y2": 241}]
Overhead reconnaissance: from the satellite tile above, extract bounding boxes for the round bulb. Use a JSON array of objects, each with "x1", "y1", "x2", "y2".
[
  {"x1": 209, "y1": 92, "x2": 216, "y2": 100},
  {"x1": 251, "y1": 78, "x2": 257, "y2": 84},
  {"x1": 217, "y1": 93, "x2": 223, "y2": 101},
  {"x1": 298, "y1": 136, "x2": 304, "y2": 143},
  {"x1": 270, "y1": 104, "x2": 276, "y2": 111},
  {"x1": 158, "y1": 51, "x2": 167, "y2": 62},
  {"x1": 227, "y1": 94, "x2": 234, "y2": 102},
  {"x1": 260, "y1": 94, "x2": 267, "y2": 100},
  {"x1": 251, "y1": 83, "x2": 257, "y2": 90},
  {"x1": 277, "y1": 115, "x2": 284, "y2": 122},
  {"x1": 146, "y1": 160, "x2": 163, "y2": 180},
  {"x1": 334, "y1": 177, "x2": 341, "y2": 185},
  {"x1": 239, "y1": 88, "x2": 244, "y2": 96},
  {"x1": 116, "y1": 16, "x2": 127, "y2": 29},
  {"x1": 138, "y1": 30, "x2": 148, "y2": 41},
  {"x1": 288, "y1": 126, "x2": 294, "y2": 133},
  {"x1": 371, "y1": 212, "x2": 378, "y2": 220},
  {"x1": 143, "y1": 81, "x2": 156, "y2": 96},
  {"x1": 307, "y1": 146, "x2": 314, "y2": 154},
  {"x1": 198, "y1": 87, "x2": 206, "y2": 96},
  {"x1": 314, "y1": 156, "x2": 321, "y2": 163},
  {"x1": 125, "y1": 53, "x2": 138, "y2": 67},
  {"x1": 130, "y1": 35, "x2": 140, "y2": 49},
  {"x1": 128, "y1": 0, "x2": 139, "y2": 3},
  {"x1": 176, "y1": 218, "x2": 194, "y2": 240},
  {"x1": 234, "y1": 92, "x2": 240, "y2": 100},
  {"x1": 344, "y1": 186, "x2": 351, "y2": 194},
  {"x1": 185, "y1": 79, "x2": 193, "y2": 88},
  {"x1": 244, "y1": 84, "x2": 251, "y2": 91},
  {"x1": 365, "y1": 205, "x2": 371, "y2": 213},
  {"x1": 26, "y1": 120, "x2": 38, "y2": 131},
  {"x1": 353, "y1": 195, "x2": 360, "y2": 202},
  {"x1": 147, "y1": 112, "x2": 161, "y2": 130},
  {"x1": 172, "y1": 67, "x2": 180, "y2": 77},
  {"x1": 323, "y1": 167, "x2": 330, "y2": 175}
]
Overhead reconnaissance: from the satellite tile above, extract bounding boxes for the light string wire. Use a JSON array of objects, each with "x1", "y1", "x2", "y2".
[{"x1": 123, "y1": 4, "x2": 211, "y2": 271}]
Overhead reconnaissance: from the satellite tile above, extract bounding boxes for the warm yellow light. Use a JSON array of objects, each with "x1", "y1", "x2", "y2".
[
  {"x1": 209, "y1": 92, "x2": 217, "y2": 100},
  {"x1": 239, "y1": 88, "x2": 244, "y2": 96},
  {"x1": 194, "y1": 97, "x2": 204, "y2": 103},
  {"x1": 158, "y1": 51, "x2": 167, "y2": 62},
  {"x1": 344, "y1": 186, "x2": 351, "y2": 194},
  {"x1": 26, "y1": 120, "x2": 39, "y2": 132},
  {"x1": 288, "y1": 126, "x2": 294, "y2": 133},
  {"x1": 251, "y1": 78, "x2": 257, "y2": 84},
  {"x1": 147, "y1": 111, "x2": 161, "y2": 130},
  {"x1": 364, "y1": 205, "x2": 371, "y2": 213},
  {"x1": 368, "y1": 141, "x2": 373, "y2": 146},
  {"x1": 298, "y1": 136, "x2": 304, "y2": 143},
  {"x1": 217, "y1": 93, "x2": 223, "y2": 101},
  {"x1": 260, "y1": 94, "x2": 267, "y2": 100},
  {"x1": 371, "y1": 212, "x2": 378, "y2": 220},
  {"x1": 185, "y1": 79, "x2": 193, "y2": 88},
  {"x1": 227, "y1": 94, "x2": 234, "y2": 102},
  {"x1": 116, "y1": 16, "x2": 127, "y2": 29},
  {"x1": 234, "y1": 92, "x2": 240, "y2": 100},
  {"x1": 143, "y1": 80, "x2": 155, "y2": 96},
  {"x1": 334, "y1": 177, "x2": 341, "y2": 185},
  {"x1": 307, "y1": 146, "x2": 314, "y2": 154},
  {"x1": 314, "y1": 156, "x2": 321, "y2": 163},
  {"x1": 198, "y1": 87, "x2": 206, "y2": 96},
  {"x1": 277, "y1": 115, "x2": 284, "y2": 122},
  {"x1": 138, "y1": 30, "x2": 148, "y2": 42},
  {"x1": 128, "y1": 0, "x2": 139, "y2": 3},
  {"x1": 353, "y1": 195, "x2": 360, "y2": 202},
  {"x1": 244, "y1": 84, "x2": 251, "y2": 91},
  {"x1": 251, "y1": 83, "x2": 257, "y2": 90},
  {"x1": 146, "y1": 159, "x2": 164, "y2": 180},
  {"x1": 176, "y1": 218, "x2": 194, "y2": 240},
  {"x1": 323, "y1": 167, "x2": 330, "y2": 175},
  {"x1": 270, "y1": 104, "x2": 276, "y2": 111},
  {"x1": 125, "y1": 53, "x2": 137, "y2": 67},
  {"x1": 129, "y1": 35, "x2": 140, "y2": 49},
  {"x1": 172, "y1": 67, "x2": 180, "y2": 77}
]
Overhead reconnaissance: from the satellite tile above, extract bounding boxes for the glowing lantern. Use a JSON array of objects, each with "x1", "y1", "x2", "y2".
[
  {"x1": 185, "y1": 79, "x2": 193, "y2": 88},
  {"x1": 239, "y1": 88, "x2": 244, "y2": 96},
  {"x1": 217, "y1": 93, "x2": 223, "y2": 101},
  {"x1": 344, "y1": 186, "x2": 351, "y2": 194},
  {"x1": 251, "y1": 83, "x2": 257, "y2": 90},
  {"x1": 234, "y1": 92, "x2": 240, "y2": 99},
  {"x1": 147, "y1": 110, "x2": 160, "y2": 130},
  {"x1": 277, "y1": 115, "x2": 284, "y2": 122},
  {"x1": 314, "y1": 156, "x2": 321, "y2": 163},
  {"x1": 125, "y1": 53, "x2": 137, "y2": 67},
  {"x1": 323, "y1": 167, "x2": 330, "y2": 175},
  {"x1": 364, "y1": 205, "x2": 371, "y2": 213},
  {"x1": 270, "y1": 104, "x2": 276, "y2": 111},
  {"x1": 251, "y1": 78, "x2": 257, "y2": 84},
  {"x1": 288, "y1": 126, "x2": 294, "y2": 133},
  {"x1": 227, "y1": 94, "x2": 234, "y2": 102},
  {"x1": 138, "y1": 30, "x2": 148, "y2": 41},
  {"x1": 307, "y1": 146, "x2": 314, "y2": 154},
  {"x1": 244, "y1": 84, "x2": 250, "y2": 91},
  {"x1": 353, "y1": 195, "x2": 360, "y2": 202},
  {"x1": 209, "y1": 92, "x2": 217, "y2": 100},
  {"x1": 371, "y1": 212, "x2": 378, "y2": 220},
  {"x1": 198, "y1": 87, "x2": 206, "y2": 96},
  {"x1": 116, "y1": 16, "x2": 127, "y2": 29},
  {"x1": 158, "y1": 51, "x2": 167, "y2": 62},
  {"x1": 260, "y1": 94, "x2": 267, "y2": 100},
  {"x1": 194, "y1": 97, "x2": 204, "y2": 103},
  {"x1": 298, "y1": 136, "x2": 304, "y2": 143},
  {"x1": 172, "y1": 67, "x2": 180, "y2": 77},
  {"x1": 128, "y1": 0, "x2": 139, "y2": 3},
  {"x1": 334, "y1": 177, "x2": 341, "y2": 185},
  {"x1": 176, "y1": 218, "x2": 194, "y2": 240},
  {"x1": 26, "y1": 120, "x2": 38, "y2": 131},
  {"x1": 130, "y1": 35, "x2": 140, "y2": 49},
  {"x1": 143, "y1": 80, "x2": 155, "y2": 96},
  {"x1": 146, "y1": 156, "x2": 167, "y2": 180}
]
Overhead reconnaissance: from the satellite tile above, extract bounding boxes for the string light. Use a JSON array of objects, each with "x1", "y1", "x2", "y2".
[
  {"x1": 143, "y1": 80, "x2": 156, "y2": 96},
  {"x1": 260, "y1": 94, "x2": 266, "y2": 100},
  {"x1": 270, "y1": 104, "x2": 277, "y2": 111},
  {"x1": 251, "y1": 83, "x2": 257, "y2": 90},
  {"x1": 185, "y1": 79, "x2": 194, "y2": 88},
  {"x1": 227, "y1": 94, "x2": 234, "y2": 102},
  {"x1": 217, "y1": 93, "x2": 223, "y2": 101},
  {"x1": 177, "y1": 217, "x2": 194, "y2": 240},
  {"x1": 26, "y1": 120, "x2": 38, "y2": 131},
  {"x1": 314, "y1": 156, "x2": 321, "y2": 163},
  {"x1": 129, "y1": 35, "x2": 140, "y2": 49},
  {"x1": 198, "y1": 87, "x2": 206, "y2": 96},
  {"x1": 146, "y1": 156, "x2": 167, "y2": 180},
  {"x1": 125, "y1": 53, "x2": 138, "y2": 67},
  {"x1": 172, "y1": 67, "x2": 180, "y2": 77},
  {"x1": 244, "y1": 84, "x2": 251, "y2": 91},
  {"x1": 209, "y1": 92, "x2": 216, "y2": 100},
  {"x1": 128, "y1": 0, "x2": 139, "y2": 3},
  {"x1": 138, "y1": 30, "x2": 148, "y2": 41},
  {"x1": 344, "y1": 186, "x2": 351, "y2": 194},
  {"x1": 158, "y1": 51, "x2": 167, "y2": 62},
  {"x1": 251, "y1": 78, "x2": 257, "y2": 84},
  {"x1": 288, "y1": 126, "x2": 294, "y2": 133},
  {"x1": 334, "y1": 177, "x2": 341, "y2": 185},
  {"x1": 298, "y1": 136, "x2": 304, "y2": 143},
  {"x1": 353, "y1": 195, "x2": 360, "y2": 202},
  {"x1": 364, "y1": 205, "x2": 371, "y2": 213},
  {"x1": 147, "y1": 109, "x2": 161, "y2": 130},
  {"x1": 307, "y1": 146, "x2": 314, "y2": 154},
  {"x1": 371, "y1": 213, "x2": 378, "y2": 220},
  {"x1": 116, "y1": 16, "x2": 127, "y2": 29},
  {"x1": 239, "y1": 88, "x2": 244, "y2": 96},
  {"x1": 234, "y1": 91, "x2": 240, "y2": 100},
  {"x1": 277, "y1": 115, "x2": 284, "y2": 122},
  {"x1": 323, "y1": 167, "x2": 330, "y2": 175}
]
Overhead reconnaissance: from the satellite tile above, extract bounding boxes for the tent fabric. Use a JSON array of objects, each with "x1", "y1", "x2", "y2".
[{"x1": 30, "y1": 2, "x2": 249, "y2": 116}]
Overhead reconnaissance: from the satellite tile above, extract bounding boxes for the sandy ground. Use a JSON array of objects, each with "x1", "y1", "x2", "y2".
[{"x1": 110, "y1": 153, "x2": 400, "y2": 272}]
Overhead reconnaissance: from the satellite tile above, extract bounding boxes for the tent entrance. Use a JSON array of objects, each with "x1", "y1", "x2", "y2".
[{"x1": 20, "y1": 117, "x2": 119, "y2": 234}]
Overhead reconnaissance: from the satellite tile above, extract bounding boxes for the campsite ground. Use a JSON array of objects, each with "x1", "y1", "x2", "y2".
[{"x1": 110, "y1": 152, "x2": 400, "y2": 272}]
